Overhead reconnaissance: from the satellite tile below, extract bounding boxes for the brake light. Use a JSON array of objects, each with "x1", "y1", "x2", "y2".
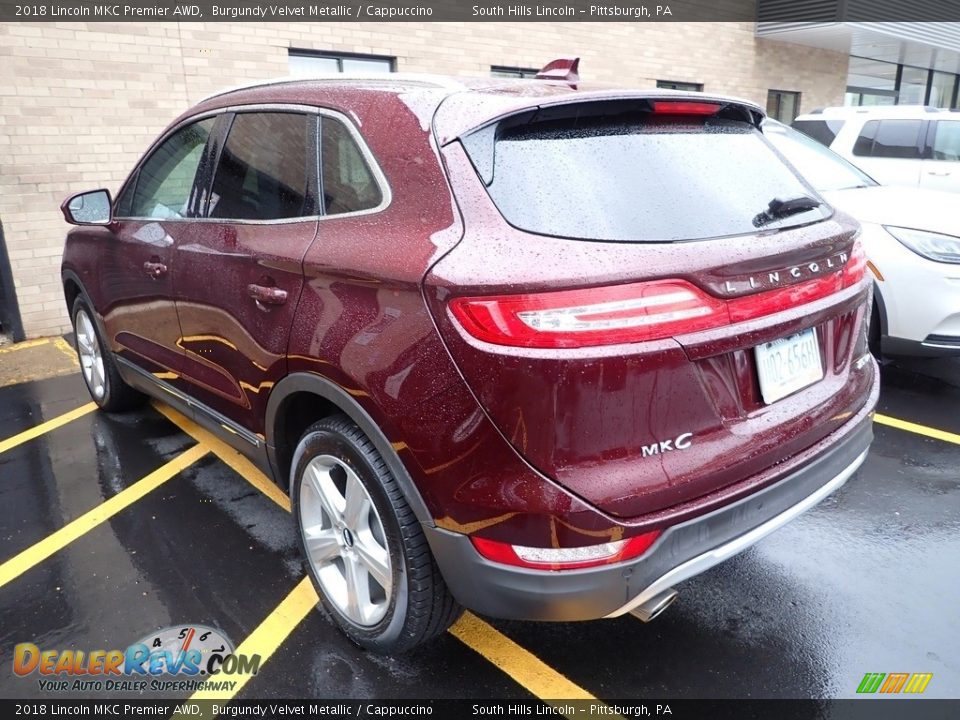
[
  {"x1": 842, "y1": 239, "x2": 867, "y2": 288},
  {"x1": 727, "y1": 274, "x2": 843, "y2": 323},
  {"x1": 471, "y1": 532, "x2": 661, "y2": 571},
  {"x1": 449, "y1": 241, "x2": 867, "y2": 349},
  {"x1": 652, "y1": 100, "x2": 721, "y2": 116},
  {"x1": 449, "y1": 280, "x2": 728, "y2": 349}
]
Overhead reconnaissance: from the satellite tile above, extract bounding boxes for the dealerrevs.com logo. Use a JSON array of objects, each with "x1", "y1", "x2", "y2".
[
  {"x1": 13, "y1": 625, "x2": 261, "y2": 693},
  {"x1": 856, "y1": 672, "x2": 933, "y2": 695}
]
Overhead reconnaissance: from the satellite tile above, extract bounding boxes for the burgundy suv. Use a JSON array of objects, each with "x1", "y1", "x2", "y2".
[{"x1": 60, "y1": 72, "x2": 879, "y2": 652}]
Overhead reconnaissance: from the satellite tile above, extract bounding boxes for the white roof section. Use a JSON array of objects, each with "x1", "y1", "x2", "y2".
[{"x1": 797, "y1": 105, "x2": 959, "y2": 119}]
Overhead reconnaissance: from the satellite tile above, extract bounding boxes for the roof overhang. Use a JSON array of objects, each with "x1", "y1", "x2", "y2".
[{"x1": 756, "y1": 22, "x2": 960, "y2": 74}]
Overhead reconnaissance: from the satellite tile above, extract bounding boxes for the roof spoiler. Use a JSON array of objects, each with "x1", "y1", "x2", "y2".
[{"x1": 535, "y1": 57, "x2": 580, "y2": 83}]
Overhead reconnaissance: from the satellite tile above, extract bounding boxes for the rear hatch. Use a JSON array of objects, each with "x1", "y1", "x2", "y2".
[{"x1": 424, "y1": 94, "x2": 875, "y2": 521}]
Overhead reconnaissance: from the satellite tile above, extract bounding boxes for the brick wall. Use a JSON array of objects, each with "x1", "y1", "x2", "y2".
[{"x1": 0, "y1": 21, "x2": 849, "y2": 338}]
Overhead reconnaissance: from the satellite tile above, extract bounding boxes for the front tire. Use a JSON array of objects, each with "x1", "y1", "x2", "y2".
[
  {"x1": 291, "y1": 415, "x2": 462, "y2": 652},
  {"x1": 71, "y1": 297, "x2": 145, "y2": 412}
]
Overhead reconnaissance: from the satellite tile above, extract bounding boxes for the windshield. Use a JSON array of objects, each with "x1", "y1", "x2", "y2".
[
  {"x1": 763, "y1": 120, "x2": 877, "y2": 193},
  {"x1": 469, "y1": 115, "x2": 831, "y2": 243}
]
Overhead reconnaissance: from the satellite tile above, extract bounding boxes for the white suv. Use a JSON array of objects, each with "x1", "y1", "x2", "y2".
[
  {"x1": 764, "y1": 120, "x2": 960, "y2": 357},
  {"x1": 792, "y1": 106, "x2": 960, "y2": 194}
]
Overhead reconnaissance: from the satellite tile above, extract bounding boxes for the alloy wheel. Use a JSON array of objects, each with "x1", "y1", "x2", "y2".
[
  {"x1": 76, "y1": 309, "x2": 106, "y2": 400},
  {"x1": 299, "y1": 454, "x2": 392, "y2": 626}
]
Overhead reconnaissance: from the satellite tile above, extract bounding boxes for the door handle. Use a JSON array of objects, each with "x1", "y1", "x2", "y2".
[
  {"x1": 926, "y1": 170, "x2": 952, "y2": 176},
  {"x1": 143, "y1": 261, "x2": 167, "y2": 278},
  {"x1": 247, "y1": 284, "x2": 288, "y2": 306}
]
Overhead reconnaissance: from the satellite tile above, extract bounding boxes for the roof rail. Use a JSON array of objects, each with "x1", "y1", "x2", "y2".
[{"x1": 198, "y1": 73, "x2": 468, "y2": 103}]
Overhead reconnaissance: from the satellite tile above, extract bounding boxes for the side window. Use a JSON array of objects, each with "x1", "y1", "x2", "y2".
[
  {"x1": 873, "y1": 120, "x2": 923, "y2": 158},
  {"x1": 852, "y1": 120, "x2": 879, "y2": 156},
  {"x1": 932, "y1": 121, "x2": 960, "y2": 161},
  {"x1": 208, "y1": 112, "x2": 315, "y2": 221},
  {"x1": 858, "y1": 120, "x2": 923, "y2": 159},
  {"x1": 320, "y1": 117, "x2": 383, "y2": 215},
  {"x1": 791, "y1": 119, "x2": 845, "y2": 147},
  {"x1": 123, "y1": 118, "x2": 215, "y2": 219}
]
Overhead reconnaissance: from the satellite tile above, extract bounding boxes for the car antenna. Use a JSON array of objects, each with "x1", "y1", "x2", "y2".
[{"x1": 535, "y1": 57, "x2": 580, "y2": 85}]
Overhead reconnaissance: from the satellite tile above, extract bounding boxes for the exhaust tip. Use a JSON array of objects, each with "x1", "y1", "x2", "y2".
[{"x1": 629, "y1": 589, "x2": 678, "y2": 623}]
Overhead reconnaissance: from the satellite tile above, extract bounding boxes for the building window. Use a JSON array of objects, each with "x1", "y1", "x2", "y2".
[
  {"x1": 767, "y1": 90, "x2": 801, "y2": 122},
  {"x1": 288, "y1": 50, "x2": 395, "y2": 76},
  {"x1": 845, "y1": 56, "x2": 960, "y2": 109},
  {"x1": 898, "y1": 65, "x2": 929, "y2": 105},
  {"x1": 930, "y1": 71, "x2": 958, "y2": 109},
  {"x1": 656, "y1": 80, "x2": 704, "y2": 92},
  {"x1": 491, "y1": 66, "x2": 540, "y2": 79}
]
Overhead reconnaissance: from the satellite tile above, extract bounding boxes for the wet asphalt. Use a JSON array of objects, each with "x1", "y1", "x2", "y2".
[{"x1": 0, "y1": 359, "x2": 957, "y2": 701}]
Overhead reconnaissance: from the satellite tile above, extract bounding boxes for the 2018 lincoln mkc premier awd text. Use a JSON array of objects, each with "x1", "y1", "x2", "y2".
[{"x1": 60, "y1": 68, "x2": 879, "y2": 652}]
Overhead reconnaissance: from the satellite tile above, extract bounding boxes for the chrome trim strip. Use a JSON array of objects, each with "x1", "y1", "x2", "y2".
[
  {"x1": 116, "y1": 356, "x2": 261, "y2": 448},
  {"x1": 604, "y1": 449, "x2": 868, "y2": 618}
]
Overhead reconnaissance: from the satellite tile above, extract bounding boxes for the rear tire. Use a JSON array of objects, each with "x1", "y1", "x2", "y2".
[
  {"x1": 71, "y1": 297, "x2": 145, "y2": 412},
  {"x1": 291, "y1": 414, "x2": 462, "y2": 653}
]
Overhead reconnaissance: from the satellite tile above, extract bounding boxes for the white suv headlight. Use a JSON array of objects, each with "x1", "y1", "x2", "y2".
[{"x1": 885, "y1": 226, "x2": 960, "y2": 264}]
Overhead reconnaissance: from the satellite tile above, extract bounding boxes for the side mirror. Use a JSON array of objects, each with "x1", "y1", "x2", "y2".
[{"x1": 61, "y1": 189, "x2": 113, "y2": 226}]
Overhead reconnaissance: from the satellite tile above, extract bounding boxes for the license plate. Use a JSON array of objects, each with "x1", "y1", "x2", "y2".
[{"x1": 754, "y1": 328, "x2": 823, "y2": 404}]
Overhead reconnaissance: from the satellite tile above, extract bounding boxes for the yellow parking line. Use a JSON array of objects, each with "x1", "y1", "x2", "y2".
[
  {"x1": 151, "y1": 401, "x2": 290, "y2": 511},
  {"x1": 0, "y1": 338, "x2": 51, "y2": 354},
  {"x1": 450, "y1": 612, "x2": 605, "y2": 716},
  {"x1": 148, "y1": 395, "x2": 609, "y2": 712},
  {"x1": 52, "y1": 336, "x2": 80, "y2": 367},
  {"x1": 875, "y1": 413, "x2": 960, "y2": 446},
  {"x1": 0, "y1": 444, "x2": 208, "y2": 588},
  {"x1": 0, "y1": 402, "x2": 97, "y2": 456},
  {"x1": 189, "y1": 577, "x2": 319, "y2": 701}
]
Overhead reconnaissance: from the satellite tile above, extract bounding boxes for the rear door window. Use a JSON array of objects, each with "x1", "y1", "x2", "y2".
[
  {"x1": 208, "y1": 112, "x2": 316, "y2": 221},
  {"x1": 466, "y1": 114, "x2": 829, "y2": 243},
  {"x1": 853, "y1": 119, "x2": 923, "y2": 159}
]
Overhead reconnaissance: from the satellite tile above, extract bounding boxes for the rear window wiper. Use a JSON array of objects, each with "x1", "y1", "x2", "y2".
[{"x1": 752, "y1": 195, "x2": 821, "y2": 228}]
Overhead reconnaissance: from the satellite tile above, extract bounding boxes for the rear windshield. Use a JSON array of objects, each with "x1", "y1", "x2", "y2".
[{"x1": 470, "y1": 116, "x2": 830, "y2": 243}]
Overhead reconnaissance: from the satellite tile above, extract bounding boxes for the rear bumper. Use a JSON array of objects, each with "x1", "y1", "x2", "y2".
[{"x1": 424, "y1": 392, "x2": 876, "y2": 622}]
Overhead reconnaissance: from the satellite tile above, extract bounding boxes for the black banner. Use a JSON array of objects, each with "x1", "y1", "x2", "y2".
[
  {"x1": 2, "y1": 699, "x2": 959, "y2": 720},
  {"x1": 2, "y1": 0, "x2": 960, "y2": 23}
]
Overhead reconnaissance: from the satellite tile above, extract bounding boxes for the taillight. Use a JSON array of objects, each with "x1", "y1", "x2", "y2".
[
  {"x1": 842, "y1": 239, "x2": 867, "y2": 288},
  {"x1": 652, "y1": 100, "x2": 721, "y2": 116},
  {"x1": 449, "y1": 280, "x2": 727, "y2": 349},
  {"x1": 450, "y1": 240, "x2": 867, "y2": 349},
  {"x1": 471, "y1": 532, "x2": 661, "y2": 571}
]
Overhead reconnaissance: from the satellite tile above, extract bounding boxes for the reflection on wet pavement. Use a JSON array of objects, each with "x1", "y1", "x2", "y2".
[{"x1": 0, "y1": 360, "x2": 957, "y2": 700}]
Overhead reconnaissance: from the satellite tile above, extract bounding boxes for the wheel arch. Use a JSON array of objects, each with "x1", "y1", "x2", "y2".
[
  {"x1": 61, "y1": 269, "x2": 86, "y2": 317},
  {"x1": 266, "y1": 372, "x2": 433, "y2": 526},
  {"x1": 871, "y1": 279, "x2": 889, "y2": 337},
  {"x1": 61, "y1": 269, "x2": 110, "y2": 342}
]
